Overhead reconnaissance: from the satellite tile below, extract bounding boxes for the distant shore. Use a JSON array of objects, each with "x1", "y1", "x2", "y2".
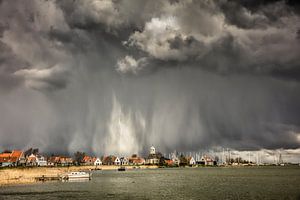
[{"x1": 0, "y1": 165, "x2": 158, "y2": 186}]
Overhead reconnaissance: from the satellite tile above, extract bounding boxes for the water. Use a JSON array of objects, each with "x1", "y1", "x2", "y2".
[{"x1": 1, "y1": 167, "x2": 300, "y2": 200}]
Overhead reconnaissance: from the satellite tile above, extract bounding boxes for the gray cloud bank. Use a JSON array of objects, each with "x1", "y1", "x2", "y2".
[{"x1": 0, "y1": 0, "x2": 300, "y2": 155}]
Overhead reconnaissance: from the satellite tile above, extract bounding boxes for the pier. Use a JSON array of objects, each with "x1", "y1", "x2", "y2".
[{"x1": 35, "y1": 175, "x2": 61, "y2": 182}]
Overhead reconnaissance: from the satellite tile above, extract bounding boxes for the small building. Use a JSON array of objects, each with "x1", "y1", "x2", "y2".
[
  {"x1": 26, "y1": 154, "x2": 37, "y2": 166},
  {"x1": 0, "y1": 153, "x2": 14, "y2": 167},
  {"x1": 47, "y1": 156, "x2": 73, "y2": 166},
  {"x1": 26, "y1": 154, "x2": 47, "y2": 166},
  {"x1": 36, "y1": 155, "x2": 47, "y2": 166},
  {"x1": 164, "y1": 158, "x2": 174, "y2": 166},
  {"x1": 59, "y1": 156, "x2": 73, "y2": 166},
  {"x1": 128, "y1": 155, "x2": 145, "y2": 165},
  {"x1": 171, "y1": 154, "x2": 180, "y2": 166},
  {"x1": 199, "y1": 155, "x2": 216, "y2": 166},
  {"x1": 120, "y1": 157, "x2": 129, "y2": 165},
  {"x1": 102, "y1": 156, "x2": 114, "y2": 165},
  {"x1": 102, "y1": 156, "x2": 120, "y2": 165},
  {"x1": 82, "y1": 156, "x2": 94, "y2": 165},
  {"x1": 0, "y1": 150, "x2": 25, "y2": 167},
  {"x1": 187, "y1": 156, "x2": 196, "y2": 165},
  {"x1": 114, "y1": 157, "x2": 121, "y2": 165},
  {"x1": 47, "y1": 156, "x2": 60, "y2": 166},
  {"x1": 94, "y1": 157, "x2": 102, "y2": 166}
]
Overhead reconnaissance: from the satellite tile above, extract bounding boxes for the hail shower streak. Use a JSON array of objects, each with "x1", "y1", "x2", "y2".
[{"x1": 105, "y1": 94, "x2": 139, "y2": 156}]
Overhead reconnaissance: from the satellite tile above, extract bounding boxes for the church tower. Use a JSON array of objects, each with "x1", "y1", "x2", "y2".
[{"x1": 150, "y1": 145, "x2": 156, "y2": 155}]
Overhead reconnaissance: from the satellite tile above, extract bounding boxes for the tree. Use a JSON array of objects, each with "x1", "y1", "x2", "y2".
[
  {"x1": 74, "y1": 151, "x2": 85, "y2": 165},
  {"x1": 215, "y1": 156, "x2": 219, "y2": 163},
  {"x1": 235, "y1": 157, "x2": 243, "y2": 163},
  {"x1": 159, "y1": 157, "x2": 166, "y2": 166},
  {"x1": 179, "y1": 154, "x2": 188, "y2": 166}
]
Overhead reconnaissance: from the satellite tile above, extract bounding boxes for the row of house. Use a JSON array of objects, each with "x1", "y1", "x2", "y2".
[
  {"x1": 0, "y1": 149, "x2": 74, "y2": 167},
  {"x1": 0, "y1": 146, "x2": 217, "y2": 167},
  {"x1": 143, "y1": 146, "x2": 216, "y2": 166}
]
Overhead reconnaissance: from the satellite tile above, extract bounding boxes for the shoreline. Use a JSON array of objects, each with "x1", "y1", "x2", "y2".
[{"x1": 0, "y1": 165, "x2": 158, "y2": 187}]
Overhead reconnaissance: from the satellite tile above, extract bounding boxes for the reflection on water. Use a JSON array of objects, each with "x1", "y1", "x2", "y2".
[
  {"x1": 0, "y1": 167, "x2": 300, "y2": 200},
  {"x1": 62, "y1": 178, "x2": 91, "y2": 183}
]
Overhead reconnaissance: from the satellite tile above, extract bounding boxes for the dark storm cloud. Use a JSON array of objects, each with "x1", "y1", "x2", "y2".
[
  {"x1": 122, "y1": 0, "x2": 300, "y2": 81},
  {"x1": 0, "y1": 41, "x2": 28, "y2": 91},
  {"x1": 0, "y1": 0, "x2": 299, "y2": 155}
]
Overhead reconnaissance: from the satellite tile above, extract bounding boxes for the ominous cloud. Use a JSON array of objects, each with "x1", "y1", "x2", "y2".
[{"x1": 0, "y1": 0, "x2": 300, "y2": 157}]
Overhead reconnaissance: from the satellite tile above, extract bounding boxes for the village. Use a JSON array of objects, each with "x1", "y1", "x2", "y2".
[
  {"x1": 0, "y1": 145, "x2": 297, "y2": 187},
  {"x1": 0, "y1": 145, "x2": 224, "y2": 169}
]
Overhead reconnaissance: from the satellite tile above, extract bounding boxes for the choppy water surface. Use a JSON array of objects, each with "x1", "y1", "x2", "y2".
[{"x1": 1, "y1": 167, "x2": 300, "y2": 200}]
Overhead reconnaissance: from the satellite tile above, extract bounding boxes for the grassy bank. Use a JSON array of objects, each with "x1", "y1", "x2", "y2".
[{"x1": 0, "y1": 165, "x2": 158, "y2": 186}]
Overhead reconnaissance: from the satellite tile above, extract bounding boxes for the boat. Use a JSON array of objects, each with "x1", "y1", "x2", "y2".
[
  {"x1": 62, "y1": 171, "x2": 92, "y2": 180},
  {"x1": 118, "y1": 166, "x2": 126, "y2": 171}
]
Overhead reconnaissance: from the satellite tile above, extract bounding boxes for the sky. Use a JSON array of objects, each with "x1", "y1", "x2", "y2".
[{"x1": 0, "y1": 0, "x2": 300, "y2": 161}]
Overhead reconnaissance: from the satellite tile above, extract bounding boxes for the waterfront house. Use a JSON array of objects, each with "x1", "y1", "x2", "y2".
[
  {"x1": 171, "y1": 154, "x2": 180, "y2": 166},
  {"x1": 102, "y1": 155, "x2": 120, "y2": 165},
  {"x1": 114, "y1": 157, "x2": 121, "y2": 165},
  {"x1": 199, "y1": 155, "x2": 216, "y2": 166},
  {"x1": 48, "y1": 156, "x2": 60, "y2": 166},
  {"x1": 59, "y1": 156, "x2": 73, "y2": 166},
  {"x1": 81, "y1": 156, "x2": 102, "y2": 166},
  {"x1": 26, "y1": 154, "x2": 37, "y2": 166},
  {"x1": 102, "y1": 156, "x2": 113, "y2": 165},
  {"x1": 164, "y1": 158, "x2": 174, "y2": 166},
  {"x1": 36, "y1": 155, "x2": 47, "y2": 166},
  {"x1": 82, "y1": 155, "x2": 94, "y2": 165},
  {"x1": 94, "y1": 157, "x2": 102, "y2": 166},
  {"x1": 120, "y1": 157, "x2": 129, "y2": 165},
  {"x1": 128, "y1": 155, "x2": 145, "y2": 165},
  {"x1": 48, "y1": 156, "x2": 73, "y2": 166},
  {"x1": 187, "y1": 156, "x2": 196, "y2": 165},
  {"x1": 0, "y1": 150, "x2": 25, "y2": 167},
  {"x1": 26, "y1": 154, "x2": 47, "y2": 166},
  {"x1": 0, "y1": 152, "x2": 14, "y2": 167}
]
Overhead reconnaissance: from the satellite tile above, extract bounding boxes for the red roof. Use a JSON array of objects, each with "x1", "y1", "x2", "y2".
[
  {"x1": 0, "y1": 153, "x2": 11, "y2": 158},
  {"x1": 11, "y1": 150, "x2": 23, "y2": 158},
  {"x1": 165, "y1": 160, "x2": 174, "y2": 165},
  {"x1": 82, "y1": 156, "x2": 92, "y2": 163},
  {"x1": 129, "y1": 157, "x2": 145, "y2": 164},
  {"x1": 0, "y1": 150, "x2": 23, "y2": 163},
  {"x1": 48, "y1": 156, "x2": 72, "y2": 163}
]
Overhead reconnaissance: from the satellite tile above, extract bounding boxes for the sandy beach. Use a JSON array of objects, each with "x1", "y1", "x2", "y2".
[{"x1": 0, "y1": 165, "x2": 158, "y2": 186}]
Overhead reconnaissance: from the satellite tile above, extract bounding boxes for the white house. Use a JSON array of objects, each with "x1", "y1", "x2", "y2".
[
  {"x1": 120, "y1": 157, "x2": 129, "y2": 165},
  {"x1": 36, "y1": 155, "x2": 47, "y2": 166},
  {"x1": 188, "y1": 157, "x2": 196, "y2": 165},
  {"x1": 171, "y1": 153, "x2": 180, "y2": 165},
  {"x1": 26, "y1": 154, "x2": 37, "y2": 166},
  {"x1": 27, "y1": 154, "x2": 47, "y2": 166},
  {"x1": 114, "y1": 157, "x2": 121, "y2": 165},
  {"x1": 94, "y1": 158, "x2": 102, "y2": 166},
  {"x1": 201, "y1": 155, "x2": 215, "y2": 166}
]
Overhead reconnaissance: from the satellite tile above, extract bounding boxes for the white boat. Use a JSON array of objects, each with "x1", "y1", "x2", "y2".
[{"x1": 63, "y1": 171, "x2": 92, "y2": 180}]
